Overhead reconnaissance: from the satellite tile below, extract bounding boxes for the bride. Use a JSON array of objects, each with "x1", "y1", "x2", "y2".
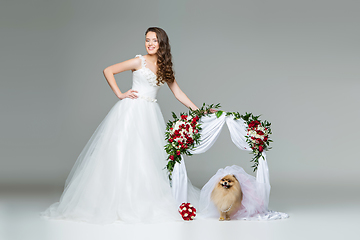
[{"x1": 40, "y1": 27, "x2": 212, "y2": 224}]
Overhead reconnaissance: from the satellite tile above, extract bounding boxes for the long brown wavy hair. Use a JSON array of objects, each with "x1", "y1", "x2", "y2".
[{"x1": 145, "y1": 27, "x2": 175, "y2": 85}]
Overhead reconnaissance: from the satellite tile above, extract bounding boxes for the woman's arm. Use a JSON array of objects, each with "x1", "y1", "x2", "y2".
[
  {"x1": 167, "y1": 80, "x2": 199, "y2": 110},
  {"x1": 103, "y1": 57, "x2": 141, "y2": 99}
]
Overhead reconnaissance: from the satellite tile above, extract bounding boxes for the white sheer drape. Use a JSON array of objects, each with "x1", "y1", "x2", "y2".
[{"x1": 172, "y1": 114, "x2": 288, "y2": 220}]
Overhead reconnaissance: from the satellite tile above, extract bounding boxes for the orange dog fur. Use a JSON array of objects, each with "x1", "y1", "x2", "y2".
[{"x1": 211, "y1": 174, "x2": 242, "y2": 221}]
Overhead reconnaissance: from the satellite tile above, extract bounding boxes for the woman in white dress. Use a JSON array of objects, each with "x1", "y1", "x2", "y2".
[{"x1": 40, "y1": 27, "x2": 208, "y2": 224}]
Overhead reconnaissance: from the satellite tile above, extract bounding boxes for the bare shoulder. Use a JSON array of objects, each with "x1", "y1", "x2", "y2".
[
  {"x1": 142, "y1": 54, "x2": 151, "y2": 60},
  {"x1": 130, "y1": 56, "x2": 142, "y2": 71},
  {"x1": 104, "y1": 56, "x2": 142, "y2": 75}
]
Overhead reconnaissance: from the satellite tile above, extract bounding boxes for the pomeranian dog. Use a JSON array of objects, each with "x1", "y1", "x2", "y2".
[{"x1": 211, "y1": 174, "x2": 242, "y2": 221}]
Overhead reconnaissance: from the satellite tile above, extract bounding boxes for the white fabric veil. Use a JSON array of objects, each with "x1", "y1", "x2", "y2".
[{"x1": 198, "y1": 165, "x2": 267, "y2": 219}]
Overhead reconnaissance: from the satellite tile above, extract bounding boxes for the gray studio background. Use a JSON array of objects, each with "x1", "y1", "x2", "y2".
[{"x1": 1, "y1": 0, "x2": 359, "y2": 194}]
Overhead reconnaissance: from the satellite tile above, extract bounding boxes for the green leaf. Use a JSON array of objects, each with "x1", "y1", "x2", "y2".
[{"x1": 215, "y1": 110, "x2": 224, "y2": 118}]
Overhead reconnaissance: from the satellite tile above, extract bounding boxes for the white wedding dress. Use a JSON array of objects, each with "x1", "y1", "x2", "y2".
[{"x1": 40, "y1": 55, "x2": 186, "y2": 224}]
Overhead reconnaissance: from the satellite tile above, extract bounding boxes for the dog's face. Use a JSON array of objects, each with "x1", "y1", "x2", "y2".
[{"x1": 218, "y1": 174, "x2": 238, "y2": 189}]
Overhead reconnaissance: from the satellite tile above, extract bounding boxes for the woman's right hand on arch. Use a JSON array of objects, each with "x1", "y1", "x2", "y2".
[{"x1": 118, "y1": 89, "x2": 138, "y2": 100}]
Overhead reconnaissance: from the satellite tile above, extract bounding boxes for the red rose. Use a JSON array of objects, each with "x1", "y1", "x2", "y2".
[
  {"x1": 169, "y1": 155, "x2": 175, "y2": 160},
  {"x1": 257, "y1": 130, "x2": 264, "y2": 135},
  {"x1": 176, "y1": 150, "x2": 181, "y2": 155},
  {"x1": 249, "y1": 120, "x2": 260, "y2": 128},
  {"x1": 259, "y1": 146, "x2": 264, "y2": 152}
]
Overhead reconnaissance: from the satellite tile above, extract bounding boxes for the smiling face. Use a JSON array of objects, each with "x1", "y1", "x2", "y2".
[{"x1": 145, "y1": 31, "x2": 159, "y2": 55}]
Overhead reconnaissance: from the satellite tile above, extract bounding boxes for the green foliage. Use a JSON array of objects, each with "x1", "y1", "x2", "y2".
[
  {"x1": 190, "y1": 103, "x2": 221, "y2": 118},
  {"x1": 215, "y1": 110, "x2": 223, "y2": 118}
]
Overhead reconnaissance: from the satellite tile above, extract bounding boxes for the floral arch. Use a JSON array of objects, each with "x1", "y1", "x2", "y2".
[{"x1": 165, "y1": 105, "x2": 288, "y2": 220}]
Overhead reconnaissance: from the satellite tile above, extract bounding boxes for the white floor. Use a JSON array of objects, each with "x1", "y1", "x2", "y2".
[{"x1": 1, "y1": 184, "x2": 359, "y2": 240}]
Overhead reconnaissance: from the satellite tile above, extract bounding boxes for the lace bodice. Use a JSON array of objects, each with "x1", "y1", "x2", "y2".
[
  {"x1": 134, "y1": 55, "x2": 164, "y2": 87},
  {"x1": 132, "y1": 55, "x2": 164, "y2": 102}
]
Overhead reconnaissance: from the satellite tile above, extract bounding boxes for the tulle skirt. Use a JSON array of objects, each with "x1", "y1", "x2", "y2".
[{"x1": 40, "y1": 98, "x2": 183, "y2": 224}]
